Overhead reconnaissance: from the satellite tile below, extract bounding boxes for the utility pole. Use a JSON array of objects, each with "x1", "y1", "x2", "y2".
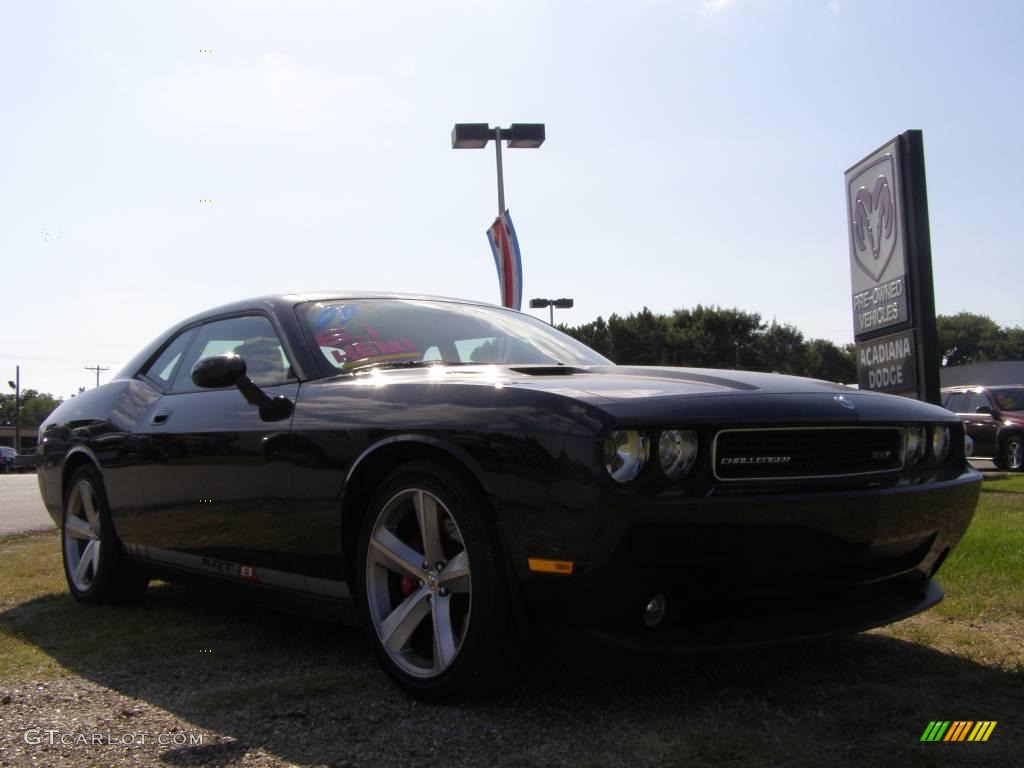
[{"x1": 84, "y1": 365, "x2": 109, "y2": 388}]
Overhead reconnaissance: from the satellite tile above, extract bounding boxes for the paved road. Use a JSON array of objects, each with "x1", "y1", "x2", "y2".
[{"x1": 0, "y1": 474, "x2": 54, "y2": 535}]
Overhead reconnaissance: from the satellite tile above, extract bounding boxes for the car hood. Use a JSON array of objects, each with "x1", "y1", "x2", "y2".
[{"x1": 359, "y1": 364, "x2": 956, "y2": 424}]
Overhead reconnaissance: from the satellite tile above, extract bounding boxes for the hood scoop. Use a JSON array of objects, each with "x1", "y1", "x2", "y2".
[{"x1": 509, "y1": 365, "x2": 590, "y2": 376}]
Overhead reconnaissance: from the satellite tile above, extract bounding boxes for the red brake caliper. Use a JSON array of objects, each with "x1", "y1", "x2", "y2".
[{"x1": 399, "y1": 575, "x2": 417, "y2": 597}]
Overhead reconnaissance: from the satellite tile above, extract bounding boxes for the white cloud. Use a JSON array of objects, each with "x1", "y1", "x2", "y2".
[{"x1": 826, "y1": 0, "x2": 842, "y2": 15}]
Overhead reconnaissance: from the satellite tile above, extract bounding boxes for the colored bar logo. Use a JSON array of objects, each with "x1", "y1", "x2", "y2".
[{"x1": 920, "y1": 721, "x2": 997, "y2": 742}]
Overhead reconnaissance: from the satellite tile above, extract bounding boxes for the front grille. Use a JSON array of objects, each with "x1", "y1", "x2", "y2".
[{"x1": 714, "y1": 427, "x2": 904, "y2": 481}]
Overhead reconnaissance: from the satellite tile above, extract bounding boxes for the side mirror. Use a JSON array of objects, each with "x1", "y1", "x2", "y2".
[
  {"x1": 192, "y1": 354, "x2": 247, "y2": 389},
  {"x1": 975, "y1": 406, "x2": 994, "y2": 416},
  {"x1": 191, "y1": 353, "x2": 293, "y2": 422}
]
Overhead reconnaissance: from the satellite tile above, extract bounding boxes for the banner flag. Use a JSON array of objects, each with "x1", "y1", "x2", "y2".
[{"x1": 486, "y1": 210, "x2": 523, "y2": 310}]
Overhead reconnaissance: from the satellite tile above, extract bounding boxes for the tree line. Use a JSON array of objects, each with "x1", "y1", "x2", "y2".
[
  {"x1": 559, "y1": 308, "x2": 1024, "y2": 382},
  {"x1": 559, "y1": 306, "x2": 858, "y2": 382},
  {"x1": 0, "y1": 390, "x2": 63, "y2": 430}
]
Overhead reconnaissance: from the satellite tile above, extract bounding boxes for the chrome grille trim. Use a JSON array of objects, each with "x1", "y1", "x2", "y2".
[{"x1": 712, "y1": 426, "x2": 906, "y2": 482}]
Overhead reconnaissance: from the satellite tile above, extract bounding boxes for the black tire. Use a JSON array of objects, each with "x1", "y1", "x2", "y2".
[
  {"x1": 61, "y1": 466, "x2": 149, "y2": 603},
  {"x1": 355, "y1": 460, "x2": 521, "y2": 701},
  {"x1": 1002, "y1": 434, "x2": 1024, "y2": 472}
]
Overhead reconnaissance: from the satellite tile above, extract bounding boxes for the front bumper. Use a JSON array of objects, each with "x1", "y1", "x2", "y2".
[{"x1": 513, "y1": 465, "x2": 980, "y2": 644}]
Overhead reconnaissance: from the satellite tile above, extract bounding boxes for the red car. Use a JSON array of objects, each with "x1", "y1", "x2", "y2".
[{"x1": 942, "y1": 385, "x2": 1024, "y2": 471}]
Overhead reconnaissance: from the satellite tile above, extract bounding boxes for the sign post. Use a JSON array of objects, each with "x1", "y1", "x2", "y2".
[{"x1": 846, "y1": 130, "x2": 940, "y2": 404}]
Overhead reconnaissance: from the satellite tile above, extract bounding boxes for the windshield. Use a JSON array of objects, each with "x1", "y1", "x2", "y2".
[
  {"x1": 298, "y1": 298, "x2": 611, "y2": 374},
  {"x1": 990, "y1": 388, "x2": 1024, "y2": 412}
]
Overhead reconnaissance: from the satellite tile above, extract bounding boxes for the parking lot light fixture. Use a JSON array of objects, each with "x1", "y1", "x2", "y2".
[
  {"x1": 7, "y1": 366, "x2": 19, "y2": 452},
  {"x1": 529, "y1": 297, "x2": 574, "y2": 325},
  {"x1": 451, "y1": 122, "x2": 545, "y2": 217}
]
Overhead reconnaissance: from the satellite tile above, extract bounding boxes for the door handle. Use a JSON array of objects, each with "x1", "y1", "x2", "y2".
[{"x1": 150, "y1": 410, "x2": 172, "y2": 426}]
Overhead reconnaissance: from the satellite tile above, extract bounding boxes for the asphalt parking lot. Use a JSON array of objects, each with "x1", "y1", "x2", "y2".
[{"x1": 0, "y1": 474, "x2": 53, "y2": 535}]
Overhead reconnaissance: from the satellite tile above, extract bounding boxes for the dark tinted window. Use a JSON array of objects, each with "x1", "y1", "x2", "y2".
[
  {"x1": 142, "y1": 328, "x2": 197, "y2": 388},
  {"x1": 171, "y1": 315, "x2": 293, "y2": 393},
  {"x1": 965, "y1": 391, "x2": 993, "y2": 414},
  {"x1": 990, "y1": 387, "x2": 1024, "y2": 411},
  {"x1": 944, "y1": 392, "x2": 967, "y2": 413}
]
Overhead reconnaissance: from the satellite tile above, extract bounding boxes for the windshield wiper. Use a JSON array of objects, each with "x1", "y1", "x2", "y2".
[{"x1": 343, "y1": 360, "x2": 471, "y2": 374}]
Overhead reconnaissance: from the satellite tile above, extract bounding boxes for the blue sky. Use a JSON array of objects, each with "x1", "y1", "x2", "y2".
[{"x1": 2, "y1": 0, "x2": 1022, "y2": 398}]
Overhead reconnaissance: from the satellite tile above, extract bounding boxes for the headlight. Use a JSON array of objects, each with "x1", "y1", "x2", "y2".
[
  {"x1": 604, "y1": 430, "x2": 649, "y2": 483},
  {"x1": 905, "y1": 426, "x2": 927, "y2": 465},
  {"x1": 658, "y1": 429, "x2": 698, "y2": 479},
  {"x1": 931, "y1": 425, "x2": 951, "y2": 463}
]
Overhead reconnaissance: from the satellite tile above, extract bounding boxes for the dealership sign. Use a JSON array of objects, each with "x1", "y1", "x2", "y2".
[
  {"x1": 857, "y1": 329, "x2": 917, "y2": 391},
  {"x1": 845, "y1": 131, "x2": 940, "y2": 402},
  {"x1": 847, "y1": 144, "x2": 909, "y2": 335}
]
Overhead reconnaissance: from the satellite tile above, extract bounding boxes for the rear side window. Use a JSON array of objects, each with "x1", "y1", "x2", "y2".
[{"x1": 142, "y1": 329, "x2": 197, "y2": 389}]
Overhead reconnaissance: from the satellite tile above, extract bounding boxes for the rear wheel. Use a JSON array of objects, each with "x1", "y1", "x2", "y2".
[
  {"x1": 61, "y1": 466, "x2": 148, "y2": 603},
  {"x1": 1002, "y1": 435, "x2": 1024, "y2": 472},
  {"x1": 356, "y1": 460, "x2": 520, "y2": 700}
]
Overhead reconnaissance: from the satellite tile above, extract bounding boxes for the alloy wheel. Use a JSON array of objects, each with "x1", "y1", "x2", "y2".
[
  {"x1": 364, "y1": 488, "x2": 472, "y2": 679},
  {"x1": 1007, "y1": 437, "x2": 1024, "y2": 471},
  {"x1": 63, "y1": 479, "x2": 102, "y2": 592}
]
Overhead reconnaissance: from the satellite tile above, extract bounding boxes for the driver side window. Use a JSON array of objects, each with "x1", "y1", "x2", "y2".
[{"x1": 170, "y1": 315, "x2": 294, "y2": 393}]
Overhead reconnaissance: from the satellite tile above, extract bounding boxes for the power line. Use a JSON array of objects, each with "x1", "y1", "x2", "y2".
[{"x1": 84, "y1": 365, "x2": 110, "y2": 388}]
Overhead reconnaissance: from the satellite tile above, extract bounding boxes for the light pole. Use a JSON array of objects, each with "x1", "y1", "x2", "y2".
[
  {"x1": 529, "y1": 297, "x2": 574, "y2": 326},
  {"x1": 7, "y1": 366, "x2": 19, "y2": 452},
  {"x1": 451, "y1": 123, "x2": 545, "y2": 216}
]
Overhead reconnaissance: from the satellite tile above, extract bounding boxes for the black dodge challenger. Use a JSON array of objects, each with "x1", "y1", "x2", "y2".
[{"x1": 30, "y1": 293, "x2": 981, "y2": 698}]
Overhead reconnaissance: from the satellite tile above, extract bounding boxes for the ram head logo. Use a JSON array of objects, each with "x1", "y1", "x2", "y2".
[{"x1": 850, "y1": 157, "x2": 899, "y2": 284}]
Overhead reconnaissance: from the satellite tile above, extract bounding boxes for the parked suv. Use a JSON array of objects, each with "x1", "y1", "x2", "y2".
[
  {"x1": 942, "y1": 385, "x2": 1024, "y2": 471},
  {"x1": 0, "y1": 446, "x2": 17, "y2": 473}
]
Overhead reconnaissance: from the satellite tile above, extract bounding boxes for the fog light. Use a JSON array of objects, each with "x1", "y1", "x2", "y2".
[{"x1": 643, "y1": 593, "x2": 668, "y2": 628}]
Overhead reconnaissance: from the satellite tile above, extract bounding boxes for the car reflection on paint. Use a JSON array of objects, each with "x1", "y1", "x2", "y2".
[{"x1": 30, "y1": 293, "x2": 981, "y2": 700}]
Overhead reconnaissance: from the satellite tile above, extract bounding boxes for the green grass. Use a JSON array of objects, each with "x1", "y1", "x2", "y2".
[
  {"x1": 982, "y1": 473, "x2": 1024, "y2": 494},
  {"x1": 935, "y1": 493, "x2": 1024, "y2": 620},
  {"x1": 0, "y1": 530, "x2": 370, "y2": 687}
]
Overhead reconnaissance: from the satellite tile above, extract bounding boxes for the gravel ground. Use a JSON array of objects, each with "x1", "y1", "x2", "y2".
[
  {"x1": 0, "y1": 624, "x2": 686, "y2": 768},
  {"x1": 2, "y1": 616, "x2": 1021, "y2": 768}
]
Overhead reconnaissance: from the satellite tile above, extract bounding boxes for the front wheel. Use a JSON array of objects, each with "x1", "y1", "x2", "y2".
[
  {"x1": 1002, "y1": 435, "x2": 1024, "y2": 472},
  {"x1": 356, "y1": 461, "x2": 520, "y2": 700},
  {"x1": 61, "y1": 466, "x2": 148, "y2": 603}
]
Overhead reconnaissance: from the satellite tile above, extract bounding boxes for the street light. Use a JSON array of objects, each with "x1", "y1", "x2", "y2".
[
  {"x1": 529, "y1": 297, "x2": 574, "y2": 326},
  {"x1": 7, "y1": 366, "x2": 19, "y2": 452},
  {"x1": 451, "y1": 123, "x2": 545, "y2": 216}
]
